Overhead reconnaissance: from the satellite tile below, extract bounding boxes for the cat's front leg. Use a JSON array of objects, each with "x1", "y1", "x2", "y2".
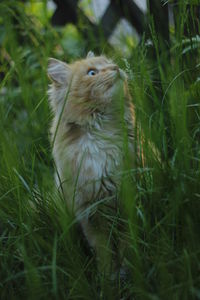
[{"x1": 80, "y1": 212, "x2": 114, "y2": 276}]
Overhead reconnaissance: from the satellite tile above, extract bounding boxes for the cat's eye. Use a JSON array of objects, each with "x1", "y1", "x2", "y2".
[{"x1": 87, "y1": 69, "x2": 98, "y2": 76}]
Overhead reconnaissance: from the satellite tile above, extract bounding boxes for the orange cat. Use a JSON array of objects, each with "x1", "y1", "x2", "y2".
[{"x1": 47, "y1": 51, "x2": 134, "y2": 277}]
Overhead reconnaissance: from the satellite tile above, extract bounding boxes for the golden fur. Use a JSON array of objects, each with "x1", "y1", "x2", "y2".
[{"x1": 47, "y1": 52, "x2": 134, "y2": 276}]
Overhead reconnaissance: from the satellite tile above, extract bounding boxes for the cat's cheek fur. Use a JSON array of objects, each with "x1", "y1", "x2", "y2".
[
  {"x1": 48, "y1": 83, "x2": 68, "y2": 113},
  {"x1": 95, "y1": 79, "x2": 124, "y2": 107}
]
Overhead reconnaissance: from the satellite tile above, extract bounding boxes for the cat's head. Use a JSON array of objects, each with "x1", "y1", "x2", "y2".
[{"x1": 47, "y1": 52, "x2": 127, "y2": 124}]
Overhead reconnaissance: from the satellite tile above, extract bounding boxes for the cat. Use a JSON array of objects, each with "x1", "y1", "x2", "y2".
[{"x1": 47, "y1": 51, "x2": 135, "y2": 278}]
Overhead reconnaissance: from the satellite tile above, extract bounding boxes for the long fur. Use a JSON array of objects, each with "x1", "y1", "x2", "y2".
[{"x1": 47, "y1": 53, "x2": 135, "y2": 275}]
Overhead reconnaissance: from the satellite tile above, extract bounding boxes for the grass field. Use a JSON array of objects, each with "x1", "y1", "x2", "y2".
[{"x1": 0, "y1": 1, "x2": 200, "y2": 299}]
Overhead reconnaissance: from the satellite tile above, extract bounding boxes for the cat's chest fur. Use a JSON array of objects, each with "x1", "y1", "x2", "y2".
[{"x1": 53, "y1": 117, "x2": 123, "y2": 207}]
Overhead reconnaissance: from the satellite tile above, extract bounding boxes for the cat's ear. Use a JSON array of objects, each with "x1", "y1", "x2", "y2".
[
  {"x1": 86, "y1": 51, "x2": 95, "y2": 58},
  {"x1": 47, "y1": 58, "x2": 71, "y2": 85}
]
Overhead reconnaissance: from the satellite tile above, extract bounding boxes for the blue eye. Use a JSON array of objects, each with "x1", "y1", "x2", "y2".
[{"x1": 87, "y1": 69, "x2": 98, "y2": 76}]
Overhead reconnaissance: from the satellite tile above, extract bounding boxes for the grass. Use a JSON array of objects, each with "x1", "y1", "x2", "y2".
[{"x1": 0, "y1": 1, "x2": 200, "y2": 299}]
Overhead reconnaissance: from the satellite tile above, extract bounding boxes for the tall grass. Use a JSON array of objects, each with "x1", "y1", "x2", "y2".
[{"x1": 0, "y1": 1, "x2": 200, "y2": 299}]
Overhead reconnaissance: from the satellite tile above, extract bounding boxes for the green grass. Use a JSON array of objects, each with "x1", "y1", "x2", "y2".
[{"x1": 0, "y1": 1, "x2": 200, "y2": 299}]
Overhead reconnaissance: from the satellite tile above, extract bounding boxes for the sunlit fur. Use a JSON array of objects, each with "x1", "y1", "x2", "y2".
[{"x1": 47, "y1": 53, "x2": 135, "y2": 275}]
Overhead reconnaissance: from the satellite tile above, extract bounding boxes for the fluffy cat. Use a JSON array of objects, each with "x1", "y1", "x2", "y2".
[{"x1": 47, "y1": 51, "x2": 134, "y2": 277}]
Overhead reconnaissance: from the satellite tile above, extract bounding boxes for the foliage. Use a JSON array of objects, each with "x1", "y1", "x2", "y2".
[{"x1": 0, "y1": 1, "x2": 200, "y2": 299}]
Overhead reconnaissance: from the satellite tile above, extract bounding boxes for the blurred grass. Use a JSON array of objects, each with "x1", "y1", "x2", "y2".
[{"x1": 0, "y1": 1, "x2": 200, "y2": 299}]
